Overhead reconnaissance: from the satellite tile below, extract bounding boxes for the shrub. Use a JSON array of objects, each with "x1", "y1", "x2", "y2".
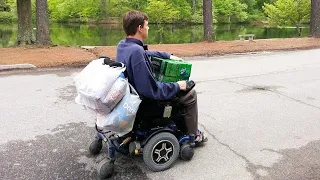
[{"x1": 0, "y1": 11, "x2": 17, "y2": 23}]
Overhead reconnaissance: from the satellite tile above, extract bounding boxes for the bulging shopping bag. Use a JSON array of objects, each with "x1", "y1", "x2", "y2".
[
  {"x1": 75, "y1": 93, "x2": 111, "y2": 114},
  {"x1": 96, "y1": 82, "x2": 142, "y2": 136},
  {"x1": 100, "y1": 75, "x2": 127, "y2": 111},
  {"x1": 73, "y1": 58, "x2": 125, "y2": 100}
]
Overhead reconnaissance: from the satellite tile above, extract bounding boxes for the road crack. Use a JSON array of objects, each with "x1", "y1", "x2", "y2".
[{"x1": 199, "y1": 113, "x2": 270, "y2": 179}]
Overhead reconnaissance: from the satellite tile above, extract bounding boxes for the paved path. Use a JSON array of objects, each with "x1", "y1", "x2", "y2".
[{"x1": 1, "y1": 49, "x2": 320, "y2": 180}]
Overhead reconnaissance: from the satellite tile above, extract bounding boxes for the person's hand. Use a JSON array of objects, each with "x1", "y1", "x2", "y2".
[
  {"x1": 170, "y1": 55, "x2": 184, "y2": 61},
  {"x1": 177, "y1": 80, "x2": 187, "y2": 91}
]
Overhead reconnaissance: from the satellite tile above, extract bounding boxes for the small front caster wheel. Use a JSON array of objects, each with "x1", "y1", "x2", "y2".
[
  {"x1": 88, "y1": 138, "x2": 102, "y2": 155},
  {"x1": 180, "y1": 143, "x2": 194, "y2": 161}
]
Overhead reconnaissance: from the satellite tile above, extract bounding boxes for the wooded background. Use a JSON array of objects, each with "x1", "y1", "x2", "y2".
[{"x1": 0, "y1": 0, "x2": 319, "y2": 45}]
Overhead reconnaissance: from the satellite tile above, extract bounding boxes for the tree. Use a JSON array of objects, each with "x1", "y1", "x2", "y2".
[
  {"x1": 239, "y1": 0, "x2": 256, "y2": 12},
  {"x1": 128, "y1": 0, "x2": 148, "y2": 10},
  {"x1": 145, "y1": 0, "x2": 179, "y2": 24},
  {"x1": 203, "y1": 0, "x2": 214, "y2": 41},
  {"x1": 256, "y1": 0, "x2": 275, "y2": 9},
  {"x1": 192, "y1": 0, "x2": 196, "y2": 14},
  {"x1": 0, "y1": 0, "x2": 10, "y2": 11},
  {"x1": 99, "y1": 0, "x2": 107, "y2": 18},
  {"x1": 36, "y1": 0, "x2": 51, "y2": 45},
  {"x1": 17, "y1": 0, "x2": 33, "y2": 45},
  {"x1": 215, "y1": 0, "x2": 248, "y2": 23},
  {"x1": 263, "y1": 0, "x2": 310, "y2": 36},
  {"x1": 169, "y1": 0, "x2": 192, "y2": 21},
  {"x1": 49, "y1": 0, "x2": 100, "y2": 22},
  {"x1": 310, "y1": 0, "x2": 320, "y2": 37}
]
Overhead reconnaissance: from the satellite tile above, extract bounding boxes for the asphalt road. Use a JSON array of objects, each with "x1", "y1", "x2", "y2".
[{"x1": 1, "y1": 49, "x2": 320, "y2": 180}]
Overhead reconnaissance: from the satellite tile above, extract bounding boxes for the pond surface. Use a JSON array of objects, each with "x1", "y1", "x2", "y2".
[{"x1": 0, "y1": 23, "x2": 310, "y2": 47}]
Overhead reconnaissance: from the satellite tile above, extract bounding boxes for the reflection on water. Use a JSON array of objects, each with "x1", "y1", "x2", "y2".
[{"x1": 0, "y1": 23, "x2": 310, "y2": 47}]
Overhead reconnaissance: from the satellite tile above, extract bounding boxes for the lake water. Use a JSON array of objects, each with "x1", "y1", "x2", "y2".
[{"x1": 0, "y1": 23, "x2": 310, "y2": 47}]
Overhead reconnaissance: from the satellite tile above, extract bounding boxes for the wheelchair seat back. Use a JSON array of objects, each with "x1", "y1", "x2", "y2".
[{"x1": 133, "y1": 99, "x2": 184, "y2": 131}]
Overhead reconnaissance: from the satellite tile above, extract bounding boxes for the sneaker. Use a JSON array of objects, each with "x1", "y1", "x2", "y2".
[{"x1": 195, "y1": 130, "x2": 208, "y2": 146}]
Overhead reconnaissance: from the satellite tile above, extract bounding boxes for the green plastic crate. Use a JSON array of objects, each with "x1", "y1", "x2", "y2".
[
  {"x1": 151, "y1": 57, "x2": 192, "y2": 82},
  {"x1": 157, "y1": 74, "x2": 189, "y2": 82}
]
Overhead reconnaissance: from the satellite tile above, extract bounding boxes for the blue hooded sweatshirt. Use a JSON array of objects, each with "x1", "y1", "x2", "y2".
[{"x1": 116, "y1": 38, "x2": 180, "y2": 100}]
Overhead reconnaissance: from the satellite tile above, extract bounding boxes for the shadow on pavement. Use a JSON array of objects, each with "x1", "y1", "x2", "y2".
[{"x1": 0, "y1": 122, "x2": 148, "y2": 180}]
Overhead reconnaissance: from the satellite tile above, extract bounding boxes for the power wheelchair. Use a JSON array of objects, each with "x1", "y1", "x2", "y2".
[{"x1": 87, "y1": 58, "x2": 198, "y2": 179}]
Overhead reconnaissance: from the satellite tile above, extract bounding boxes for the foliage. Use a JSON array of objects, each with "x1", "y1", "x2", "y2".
[
  {"x1": 169, "y1": 0, "x2": 192, "y2": 21},
  {"x1": 190, "y1": 12, "x2": 204, "y2": 24},
  {"x1": 263, "y1": 0, "x2": 311, "y2": 26},
  {"x1": 107, "y1": 0, "x2": 131, "y2": 17},
  {"x1": 0, "y1": 0, "x2": 313, "y2": 25},
  {"x1": 0, "y1": 0, "x2": 16, "y2": 22},
  {"x1": 0, "y1": 0, "x2": 10, "y2": 12},
  {"x1": 1, "y1": 23, "x2": 311, "y2": 48},
  {"x1": 246, "y1": 9, "x2": 266, "y2": 22},
  {"x1": 256, "y1": 0, "x2": 275, "y2": 9},
  {"x1": 214, "y1": 0, "x2": 248, "y2": 23},
  {"x1": 145, "y1": 0, "x2": 180, "y2": 24},
  {"x1": 0, "y1": 11, "x2": 16, "y2": 22},
  {"x1": 49, "y1": 0, "x2": 100, "y2": 22},
  {"x1": 240, "y1": 0, "x2": 257, "y2": 12},
  {"x1": 127, "y1": 0, "x2": 148, "y2": 11}
]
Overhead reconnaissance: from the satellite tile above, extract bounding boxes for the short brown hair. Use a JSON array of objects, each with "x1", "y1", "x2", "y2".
[{"x1": 123, "y1": 10, "x2": 149, "y2": 36}]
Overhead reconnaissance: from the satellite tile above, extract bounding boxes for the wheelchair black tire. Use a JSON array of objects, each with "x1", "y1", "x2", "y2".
[
  {"x1": 97, "y1": 158, "x2": 114, "y2": 179},
  {"x1": 180, "y1": 143, "x2": 194, "y2": 161},
  {"x1": 143, "y1": 132, "x2": 180, "y2": 172},
  {"x1": 88, "y1": 138, "x2": 103, "y2": 155}
]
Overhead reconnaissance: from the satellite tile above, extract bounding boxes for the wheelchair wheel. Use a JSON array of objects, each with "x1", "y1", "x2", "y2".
[
  {"x1": 143, "y1": 132, "x2": 180, "y2": 172},
  {"x1": 180, "y1": 143, "x2": 194, "y2": 161},
  {"x1": 97, "y1": 158, "x2": 114, "y2": 179},
  {"x1": 88, "y1": 138, "x2": 102, "y2": 155}
]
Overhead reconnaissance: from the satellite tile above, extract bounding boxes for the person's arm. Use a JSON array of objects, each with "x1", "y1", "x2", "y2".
[
  {"x1": 146, "y1": 50, "x2": 184, "y2": 61},
  {"x1": 146, "y1": 50, "x2": 171, "y2": 59},
  {"x1": 131, "y1": 50, "x2": 180, "y2": 100}
]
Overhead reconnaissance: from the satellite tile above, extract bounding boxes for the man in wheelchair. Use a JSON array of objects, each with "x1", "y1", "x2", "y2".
[
  {"x1": 90, "y1": 10, "x2": 208, "y2": 179},
  {"x1": 116, "y1": 10, "x2": 207, "y2": 144}
]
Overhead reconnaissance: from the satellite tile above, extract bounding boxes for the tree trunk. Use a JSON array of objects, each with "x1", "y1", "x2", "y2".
[
  {"x1": 17, "y1": 0, "x2": 33, "y2": 45},
  {"x1": 310, "y1": 0, "x2": 320, "y2": 38},
  {"x1": 36, "y1": 0, "x2": 51, "y2": 45},
  {"x1": 203, "y1": 0, "x2": 214, "y2": 42},
  {"x1": 296, "y1": 25, "x2": 302, "y2": 37},
  {"x1": 100, "y1": 0, "x2": 107, "y2": 18},
  {"x1": 192, "y1": 0, "x2": 196, "y2": 15}
]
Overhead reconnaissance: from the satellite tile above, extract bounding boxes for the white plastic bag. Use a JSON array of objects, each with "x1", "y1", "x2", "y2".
[
  {"x1": 100, "y1": 76, "x2": 127, "y2": 111},
  {"x1": 75, "y1": 93, "x2": 111, "y2": 114},
  {"x1": 96, "y1": 83, "x2": 142, "y2": 136},
  {"x1": 74, "y1": 58, "x2": 125, "y2": 100}
]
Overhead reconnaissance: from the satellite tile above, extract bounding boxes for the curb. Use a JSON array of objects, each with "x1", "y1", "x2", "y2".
[{"x1": 0, "y1": 64, "x2": 37, "y2": 71}]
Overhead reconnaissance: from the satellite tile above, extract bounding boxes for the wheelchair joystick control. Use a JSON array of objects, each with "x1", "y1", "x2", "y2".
[
  {"x1": 186, "y1": 80, "x2": 195, "y2": 92},
  {"x1": 176, "y1": 80, "x2": 195, "y2": 97}
]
